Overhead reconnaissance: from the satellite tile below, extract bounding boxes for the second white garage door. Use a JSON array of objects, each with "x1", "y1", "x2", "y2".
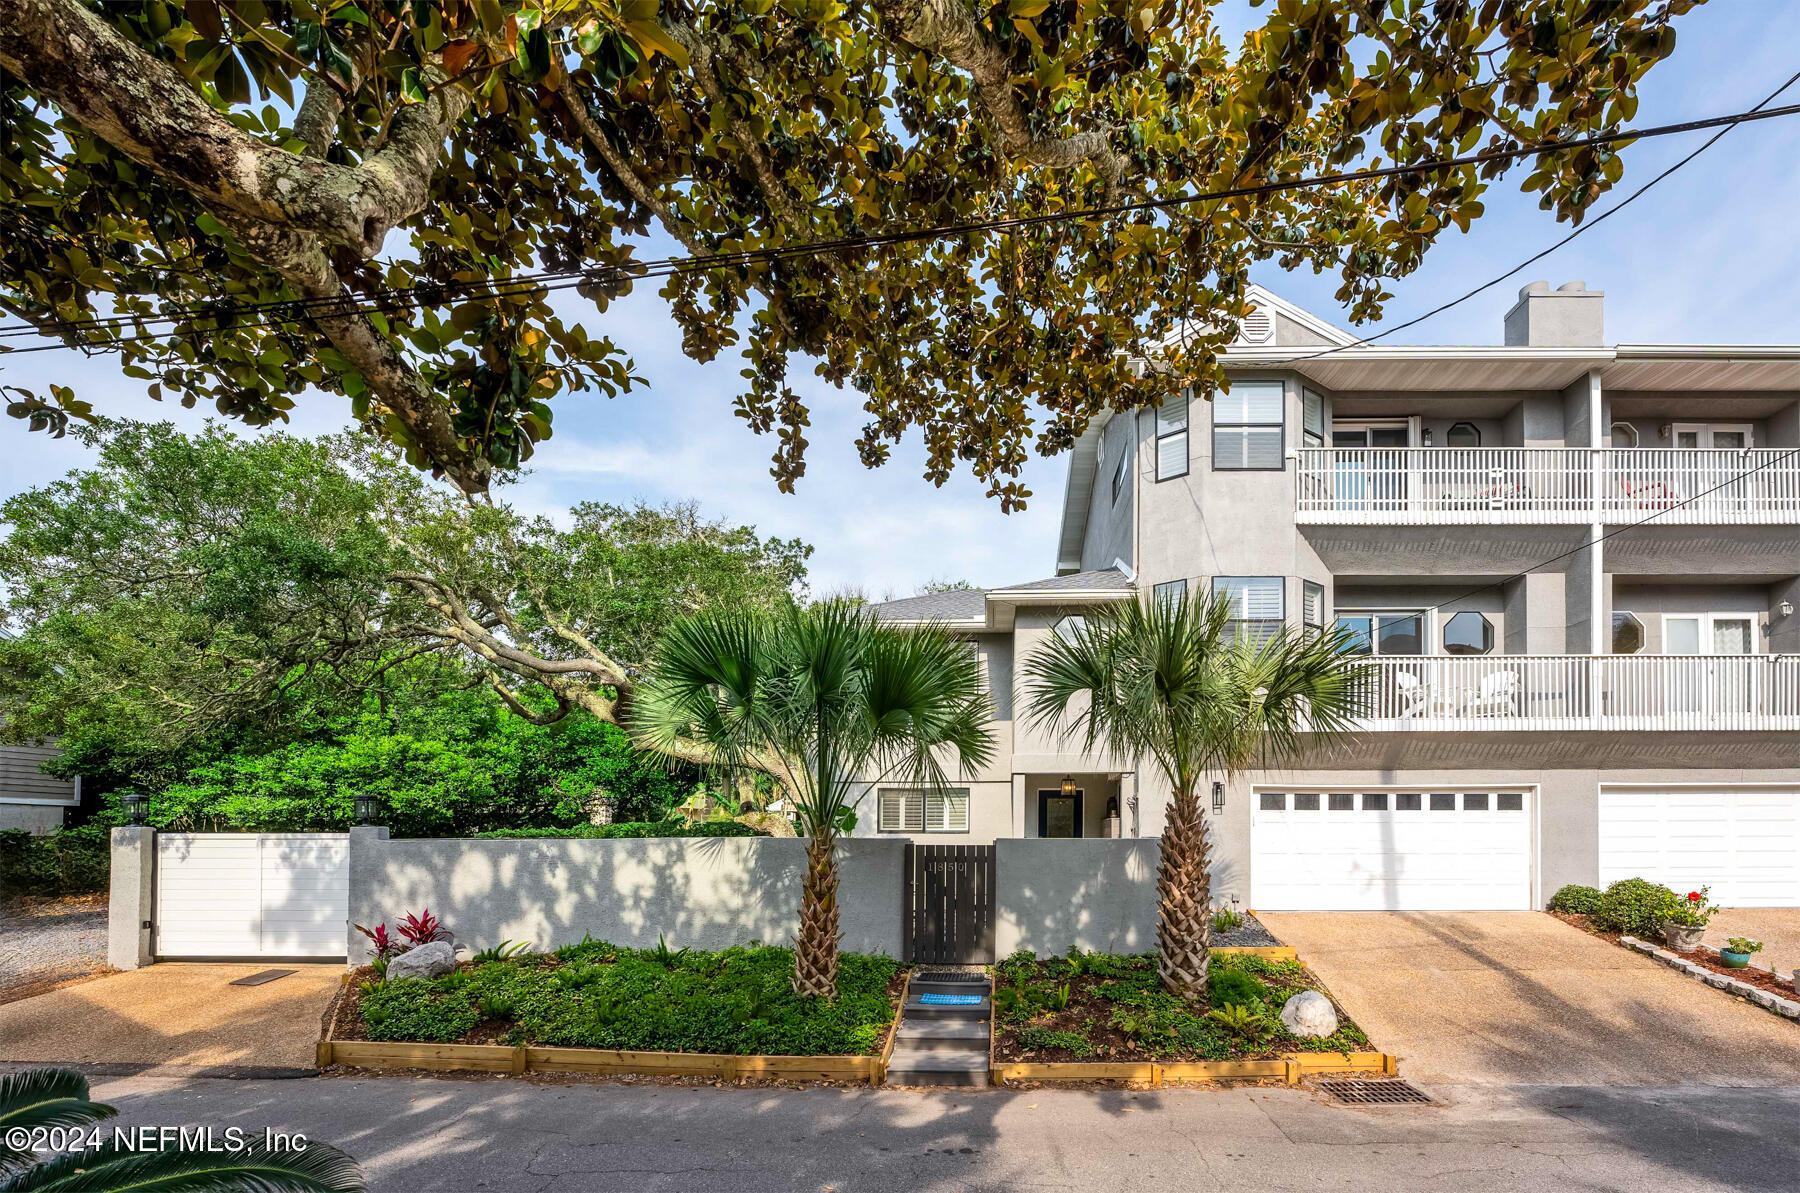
[
  {"x1": 1599, "y1": 786, "x2": 1800, "y2": 907},
  {"x1": 1252, "y1": 789, "x2": 1532, "y2": 911}
]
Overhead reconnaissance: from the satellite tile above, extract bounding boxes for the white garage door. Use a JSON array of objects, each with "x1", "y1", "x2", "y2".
[
  {"x1": 156, "y1": 833, "x2": 349, "y2": 958},
  {"x1": 1252, "y1": 789, "x2": 1532, "y2": 911},
  {"x1": 1599, "y1": 786, "x2": 1800, "y2": 907}
]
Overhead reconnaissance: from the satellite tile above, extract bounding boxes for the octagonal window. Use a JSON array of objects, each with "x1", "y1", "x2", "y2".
[
  {"x1": 1443, "y1": 611, "x2": 1494, "y2": 656},
  {"x1": 1054, "y1": 614, "x2": 1087, "y2": 642},
  {"x1": 1612, "y1": 611, "x2": 1645, "y2": 655}
]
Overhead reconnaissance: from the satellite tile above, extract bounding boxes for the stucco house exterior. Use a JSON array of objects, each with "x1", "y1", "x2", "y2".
[{"x1": 861, "y1": 280, "x2": 1800, "y2": 912}]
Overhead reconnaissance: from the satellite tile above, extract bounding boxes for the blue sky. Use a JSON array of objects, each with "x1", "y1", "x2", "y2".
[{"x1": 4, "y1": 2, "x2": 1798, "y2": 597}]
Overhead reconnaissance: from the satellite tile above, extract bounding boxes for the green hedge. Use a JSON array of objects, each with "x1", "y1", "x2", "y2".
[
  {"x1": 359, "y1": 943, "x2": 897, "y2": 1055},
  {"x1": 1593, "y1": 878, "x2": 1679, "y2": 936},
  {"x1": 1547, "y1": 884, "x2": 1603, "y2": 915},
  {"x1": 472, "y1": 820, "x2": 762, "y2": 840},
  {"x1": 0, "y1": 825, "x2": 110, "y2": 897}
]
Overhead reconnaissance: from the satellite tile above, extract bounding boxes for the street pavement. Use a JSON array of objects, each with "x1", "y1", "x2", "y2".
[{"x1": 35, "y1": 1072, "x2": 1800, "y2": 1192}]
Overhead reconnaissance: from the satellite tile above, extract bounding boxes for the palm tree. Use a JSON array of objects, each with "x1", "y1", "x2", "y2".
[
  {"x1": 1022, "y1": 591, "x2": 1363, "y2": 999},
  {"x1": 633, "y1": 601, "x2": 995, "y2": 998},
  {"x1": 0, "y1": 1067, "x2": 362, "y2": 1191}
]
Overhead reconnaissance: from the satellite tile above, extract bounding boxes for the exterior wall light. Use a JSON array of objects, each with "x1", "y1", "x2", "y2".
[
  {"x1": 353, "y1": 793, "x2": 383, "y2": 826},
  {"x1": 1781, "y1": 600, "x2": 1795, "y2": 618},
  {"x1": 1212, "y1": 781, "x2": 1226, "y2": 813},
  {"x1": 122, "y1": 792, "x2": 150, "y2": 825},
  {"x1": 1060, "y1": 774, "x2": 1077, "y2": 799}
]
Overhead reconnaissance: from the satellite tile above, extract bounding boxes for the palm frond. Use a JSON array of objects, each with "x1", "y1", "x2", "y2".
[
  {"x1": 0, "y1": 1070, "x2": 113, "y2": 1171},
  {"x1": 2, "y1": 1137, "x2": 363, "y2": 1193}
]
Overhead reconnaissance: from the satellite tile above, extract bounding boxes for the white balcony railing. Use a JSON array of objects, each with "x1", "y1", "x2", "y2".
[
  {"x1": 1352, "y1": 654, "x2": 1800, "y2": 732},
  {"x1": 1295, "y1": 448, "x2": 1800, "y2": 524}
]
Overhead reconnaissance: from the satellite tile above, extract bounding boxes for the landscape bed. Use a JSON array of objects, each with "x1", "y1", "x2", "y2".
[
  {"x1": 1550, "y1": 910, "x2": 1799, "y2": 1009},
  {"x1": 327, "y1": 941, "x2": 905, "y2": 1080},
  {"x1": 989, "y1": 949, "x2": 1378, "y2": 1074}
]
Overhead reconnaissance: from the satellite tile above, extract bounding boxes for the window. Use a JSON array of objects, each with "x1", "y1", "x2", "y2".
[
  {"x1": 1155, "y1": 391, "x2": 1189, "y2": 481},
  {"x1": 1054, "y1": 614, "x2": 1087, "y2": 642},
  {"x1": 1612, "y1": 611, "x2": 1645, "y2": 655},
  {"x1": 1362, "y1": 792, "x2": 1388, "y2": 811},
  {"x1": 1430, "y1": 792, "x2": 1456, "y2": 811},
  {"x1": 969, "y1": 641, "x2": 986, "y2": 693},
  {"x1": 877, "y1": 788, "x2": 969, "y2": 833},
  {"x1": 1446, "y1": 421, "x2": 1481, "y2": 448},
  {"x1": 1335, "y1": 610, "x2": 1425, "y2": 656},
  {"x1": 1464, "y1": 793, "x2": 1490, "y2": 811},
  {"x1": 1301, "y1": 388, "x2": 1325, "y2": 448},
  {"x1": 1303, "y1": 581, "x2": 1326, "y2": 635},
  {"x1": 1293, "y1": 792, "x2": 1320, "y2": 811},
  {"x1": 1260, "y1": 792, "x2": 1286, "y2": 811},
  {"x1": 1110, "y1": 440, "x2": 1130, "y2": 504},
  {"x1": 1213, "y1": 576, "x2": 1284, "y2": 643},
  {"x1": 1213, "y1": 380, "x2": 1284, "y2": 470},
  {"x1": 1153, "y1": 578, "x2": 1187, "y2": 607},
  {"x1": 1443, "y1": 611, "x2": 1494, "y2": 656},
  {"x1": 1497, "y1": 793, "x2": 1524, "y2": 812},
  {"x1": 1328, "y1": 793, "x2": 1354, "y2": 811},
  {"x1": 1610, "y1": 421, "x2": 1639, "y2": 448},
  {"x1": 1396, "y1": 792, "x2": 1422, "y2": 811}
]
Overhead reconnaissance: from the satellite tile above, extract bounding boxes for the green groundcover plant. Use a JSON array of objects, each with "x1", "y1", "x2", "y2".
[
  {"x1": 994, "y1": 949, "x2": 1370, "y2": 1061},
  {"x1": 358, "y1": 943, "x2": 898, "y2": 1056}
]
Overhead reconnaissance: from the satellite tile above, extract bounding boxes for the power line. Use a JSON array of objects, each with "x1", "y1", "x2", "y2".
[{"x1": 8, "y1": 96, "x2": 1800, "y2": 355}]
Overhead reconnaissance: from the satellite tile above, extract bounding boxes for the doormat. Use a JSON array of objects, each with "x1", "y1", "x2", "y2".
[
  {"x1": 229, "y1": 969, "x2": 297, "y2": 987},
  {"x1": 916, "y1": 971, "x2": 989, "y2": 984},
  {"x1": 1319, "y1": 1079, "x2": 1432, "y2": 1105}
]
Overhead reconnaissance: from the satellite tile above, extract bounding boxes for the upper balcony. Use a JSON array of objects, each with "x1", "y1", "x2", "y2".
[
  {"x1": 1352, "y1": 654, "x2": 1800, "y2": 733},
  {"x1": 1296, "y1": 448, "x2": 1800, "y2": 525}
]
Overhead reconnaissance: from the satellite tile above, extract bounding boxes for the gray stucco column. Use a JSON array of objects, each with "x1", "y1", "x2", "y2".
[
  {"x1": 107, "y1": 826, "x2": 156, "y2": 970},
  {"x1": 345, "y1": 824, "x2": 390, "y2": 966},
  {"x1": 1009, "y1": 774, "x2": 1027, "y2": 837}
]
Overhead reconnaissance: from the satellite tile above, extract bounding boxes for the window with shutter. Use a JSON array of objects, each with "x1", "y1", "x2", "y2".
[
  {"x1": 1153, "y1": 578, "x2": 1187, "y2": 606},
  {"x1": 878, "y1": 788, "x2": 969, "y2": 832},
  {"x1": 1213, "y1": 380, "x2": 1284, "y2": 470},
  {"x1": 1213, "y1": 576, "x2": 1285, "y2": 643},
  {"x1": 1110, "y1": 440, "x2": 1130, "y2": 504},
  {"x1": 1303, "y1": 581, "x2": 1325, "y2": 634},
  {"x1": 1301, "y1": 388, "x2": 1325, "y2": 448},
  {"x1": 1155, "y1": 391, "x2": 1189, "y2": 481}
]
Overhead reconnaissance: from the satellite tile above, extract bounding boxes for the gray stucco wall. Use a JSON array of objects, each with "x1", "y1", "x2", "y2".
[
  {"x1": 107, "y1": 826, "x2": 155, "y2": 970},
  {"x1": 348, "y1": 835, "x2": 907, "y2": 960},
  {"x1": 995, "y1": 839, "x2": 1160, "y2": 956}
]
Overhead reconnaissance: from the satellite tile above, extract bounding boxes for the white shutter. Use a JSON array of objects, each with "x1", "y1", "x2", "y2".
[
  {"x1": 1217, "y1": 381, "x2": 1282, "y2": 423},
  {"x1": 879, "y1": 789, "x2": 926, "y2": 832},
  {"x1": 926, "y1": 790, "x2": 970, "y2": 832},
  {"x1": 1156, "y1": 391, "x2": 1189, "y2": 434}
]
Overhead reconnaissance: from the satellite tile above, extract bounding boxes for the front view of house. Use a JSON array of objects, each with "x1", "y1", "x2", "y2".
[{"x1": 864, "y1": 281, "x2": 1800, "y2": 912}]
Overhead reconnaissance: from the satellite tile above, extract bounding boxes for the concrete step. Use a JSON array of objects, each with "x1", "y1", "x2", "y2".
[
  {"x1": 902, "y1": 997, "x2": 990, "y2": 1020},
  {"x1": 894, "y1": 1021, "x2": 990, "y2": 1052},
  {"x1": 909, "y1": 977, "x2": 993, "y2": 997},
  {"x1": 884, "y1": 1051, "x2": 990, "y2": 1088}
]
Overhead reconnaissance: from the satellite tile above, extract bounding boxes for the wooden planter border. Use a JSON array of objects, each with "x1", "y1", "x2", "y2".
[
  {"x1": 1212, "y1": 946, "x2": 1298, "y2": 960},
  {"x1": 991, "y1": 1052, "x2": 1396, "y2": 1088},
  {"x1": 321, "y1": 989, "x2": 906, "y2": 1086}
]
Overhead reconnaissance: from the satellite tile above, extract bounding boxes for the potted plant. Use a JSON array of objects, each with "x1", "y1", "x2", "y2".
[
  {"x1": 1661, "y1": 887, "x2": 1717, "y2": 952},
  {"x1": 1720, "y1": 937, "x2": 1763, "y2": 969}
]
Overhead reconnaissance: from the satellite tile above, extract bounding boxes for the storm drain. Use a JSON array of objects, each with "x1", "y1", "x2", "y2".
[
  {"x1": 916, "y1": 971, "x2": 988, "y2": 984},
  {"x1": 1319, "y1": 1079, "x2": 1433, "y2": 1106}
]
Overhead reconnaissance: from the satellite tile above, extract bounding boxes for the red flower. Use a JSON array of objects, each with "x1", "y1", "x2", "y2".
[{"x1": 1687, "y1": 891, "x2": 1702, "y2": 903}]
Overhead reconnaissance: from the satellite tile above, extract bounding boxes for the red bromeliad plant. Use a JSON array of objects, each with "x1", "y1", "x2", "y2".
[
  {"x1": 354, "y1": 922, "x2": 398, "y2": 960},
  {"x1": 397, "y1": 909, "x2": 450, "y2": 947}
]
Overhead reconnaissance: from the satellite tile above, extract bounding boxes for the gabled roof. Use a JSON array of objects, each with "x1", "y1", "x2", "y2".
[{"x1": 870, "y1": 567, "x2": 1136, "y2": 631}]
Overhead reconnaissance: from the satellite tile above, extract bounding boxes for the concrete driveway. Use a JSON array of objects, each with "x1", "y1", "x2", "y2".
[
  {"x1": 1257, "y1": 911, "x2": 1800, "y2": 1087},
  {"x1": 0, "y1": 963, "x2": 342, "y2": 1075},
  {"x1": 1705, "y1": 909, "x2": 1800, "y2": 975}
]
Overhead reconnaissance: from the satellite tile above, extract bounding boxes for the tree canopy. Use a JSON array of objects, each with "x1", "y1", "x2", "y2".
[
  {"x1": 0, "y1": 419, "x2": 811, "y2": 772},
  {"x1": 2, "y1": 0, "x2": 1697, "y2": 507}
]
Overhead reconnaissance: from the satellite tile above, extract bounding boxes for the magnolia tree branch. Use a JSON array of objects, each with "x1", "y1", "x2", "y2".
[
  {"x1": 0, "y1": 0, "x2": 466, "y2": 257},
  {"x1": 872, "y1": 0, "x2": 1125, "y2": 199}
]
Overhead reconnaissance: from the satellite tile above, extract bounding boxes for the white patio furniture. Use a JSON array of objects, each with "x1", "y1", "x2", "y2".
[{"x1": 1464, "y1": 671, "x2": 1519, "y2": 717}]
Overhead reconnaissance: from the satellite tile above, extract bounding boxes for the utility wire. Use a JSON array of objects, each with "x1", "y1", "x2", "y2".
[{"x1": 8, "y1": 96, "x2": 1800, "y2": 354}]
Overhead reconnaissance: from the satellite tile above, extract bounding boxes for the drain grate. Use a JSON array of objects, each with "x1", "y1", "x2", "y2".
[
  {"x1": 1320, "y1": 1079, "x2": 1433, "y2": 1106},
  {"x1": 916, "y1": 971, "x2": 989, "y2": 984}
]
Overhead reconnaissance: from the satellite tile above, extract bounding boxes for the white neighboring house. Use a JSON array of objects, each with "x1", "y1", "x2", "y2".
[
  {"x1": 861, "y1": 280, "x2": 1800, "y2": 913},
  {"x1": 0, "y1": 742, "x2": 80, "y2": 834}
]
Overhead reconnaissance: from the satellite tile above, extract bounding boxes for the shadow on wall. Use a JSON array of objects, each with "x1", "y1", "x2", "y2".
[
  {"x1": 351, "y1": 836, "x2": 907, "y2": 959},
  {"x1": 994, "y1": 839, "x2": 1235, "y2": 958}
]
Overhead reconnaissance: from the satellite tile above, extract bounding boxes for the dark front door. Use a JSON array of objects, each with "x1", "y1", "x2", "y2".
[
  {"x1": 1038, "y1": 788, "x2": 1083, "y2": 837},
  {"x1": 906, "y1": 844, "x2": 995, "y2": 964}
]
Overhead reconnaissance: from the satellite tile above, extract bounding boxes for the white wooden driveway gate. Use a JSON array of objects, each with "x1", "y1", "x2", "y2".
[{"x1": 154, "y1": 833, "x2": 349, "y2": 959}]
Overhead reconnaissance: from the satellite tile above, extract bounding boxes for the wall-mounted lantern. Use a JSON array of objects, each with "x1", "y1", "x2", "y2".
[
  {"x1": 1060, "y1": 774, "x2": 1077, "y2": 799},
  {"x1": 1212, "y1": 781, "x2": 1226, "y2": 813}
]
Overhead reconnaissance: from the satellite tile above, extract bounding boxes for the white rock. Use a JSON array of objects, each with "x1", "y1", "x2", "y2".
[
  {"x1": 387, "y1": 940, "x2": 456, "y2": 982},
  {"x1": 1280, "y1": 990, "x2": 1339, "y2": 1039}
]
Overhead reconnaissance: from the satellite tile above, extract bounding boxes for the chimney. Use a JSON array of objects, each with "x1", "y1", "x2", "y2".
[{"x1": 1503, "y1": 280, "x2": 1604, "y2": 347}]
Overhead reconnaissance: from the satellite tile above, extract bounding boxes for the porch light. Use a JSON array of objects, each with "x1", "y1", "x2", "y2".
[
  {"x1": 122, "y1": 792, "x2": 150, "y2": 825},
  {"x1": 353, "y1": 793, "x2": 383, "y2": 826},
  {"x1": 1212, "y1": 781, "x2": 1226, "y2": 813},
  {"x1": 1060, "y1": 774, "x2": 1077, "y2": 799},
  {"x1": 1781, "y1": 600, "x2": 1795, "y2": 618}
]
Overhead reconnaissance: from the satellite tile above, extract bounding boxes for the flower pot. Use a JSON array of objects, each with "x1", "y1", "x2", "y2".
[
  {"x1": 1720, "y1": 949, "x2": 1753, "y2": 969},
  {"x1": 1662, "y1": 923, "x2": 1706, "y2": 953}
]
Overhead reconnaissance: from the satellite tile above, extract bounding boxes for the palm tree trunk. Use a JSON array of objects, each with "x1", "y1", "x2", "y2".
[
  {"x1": 793, "y1": 824, "x2": 842, "y2": 998},
  {"x1": 1155, "y1": 785, "x2": 1213, "y2": 999}
]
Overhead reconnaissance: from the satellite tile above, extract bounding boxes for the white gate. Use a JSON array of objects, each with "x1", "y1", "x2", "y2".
[{"x1": 155, "y1": 833, "x2": 349, "y2": 959}]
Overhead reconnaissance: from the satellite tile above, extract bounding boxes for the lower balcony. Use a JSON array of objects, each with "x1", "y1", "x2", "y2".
[{"x1": 1353, "y1": 654, "x2": 1800, "y2": 732}]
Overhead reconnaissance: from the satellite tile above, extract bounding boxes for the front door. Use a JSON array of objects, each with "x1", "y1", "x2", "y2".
[
  {"x1": 1332, "y1": 423, "x2": 1411, "y2": 510},
  {"x1": 1664, "y1": 613, "x2": 1757, "y2": 720},
  {"x1": 1672, "y1": 423, "x2": 1754, "y2": 449},
  {"x1": 1038, "y1": 788, "x2": 1083, "y2": 837}
]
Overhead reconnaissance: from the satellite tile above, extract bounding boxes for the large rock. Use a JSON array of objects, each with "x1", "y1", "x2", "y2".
[
  {"x1": 1280, "y1": 990, "x2": 1339, "y2": 1039},
  {"x1": 387, "y1": 940, "x2": 456, "y2": 982}
]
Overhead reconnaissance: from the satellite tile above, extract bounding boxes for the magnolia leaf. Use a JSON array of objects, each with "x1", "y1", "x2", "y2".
[{"x1": 442, "y1": 38, "x2": 480, "y2": 77}]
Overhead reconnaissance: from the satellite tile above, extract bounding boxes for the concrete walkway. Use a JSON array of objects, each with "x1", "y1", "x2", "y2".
[
  {"x1": 0, "y1": 963, "x2": 342, "y2": 1074},
  {"x1": 26, "y1": 1073, "x2": 1797, "y2": 1193},
  {"x1": 1257, "y1": 911, "x2": 1800, "y2": 1086}
]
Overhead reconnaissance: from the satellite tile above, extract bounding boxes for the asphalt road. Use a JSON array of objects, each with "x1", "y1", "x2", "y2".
[{"x1": 35, "y1": 1073, "x2": 1800, "y2": 1192}]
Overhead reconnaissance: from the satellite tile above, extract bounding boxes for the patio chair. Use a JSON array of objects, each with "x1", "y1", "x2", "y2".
[
  {"x1": 1464, "y1": 671, "x2": 1518, "y2": 717},
  {"x1": 1393, "y1": 672, "x2": 1429, "y2": 719}
]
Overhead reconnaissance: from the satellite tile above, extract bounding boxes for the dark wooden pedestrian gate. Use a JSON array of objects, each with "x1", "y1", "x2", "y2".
[{"x1": 906, "y1": 844, "x2": 995, "y2": 964}]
